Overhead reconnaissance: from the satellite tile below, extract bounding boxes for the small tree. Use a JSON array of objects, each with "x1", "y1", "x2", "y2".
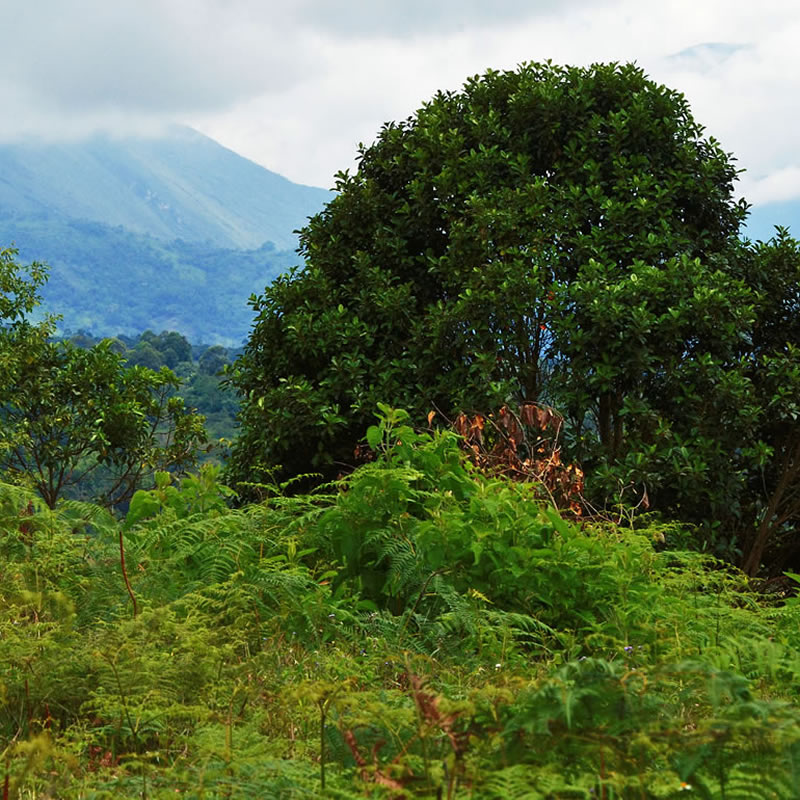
[{"x1": 0, "y1": 247, "x2": 206, "y2": 508}]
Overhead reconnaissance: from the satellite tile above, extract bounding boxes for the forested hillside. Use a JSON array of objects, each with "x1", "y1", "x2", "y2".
[
  {"x1": 2, "y1": 215, "x2": 296, "y2": 344},
  {"x1": 0, "y1": 126, "x2": 331, "y2": 343}
]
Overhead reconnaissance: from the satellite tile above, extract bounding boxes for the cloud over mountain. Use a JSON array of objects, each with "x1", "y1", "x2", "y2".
[{"x1": 1, "y1": 0, "x2": 799, "y2": 228}]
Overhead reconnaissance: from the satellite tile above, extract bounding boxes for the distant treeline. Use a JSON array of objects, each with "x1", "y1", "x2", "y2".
[{"x1": 61, "y1": 328, "x2": 241, "y2": 444}]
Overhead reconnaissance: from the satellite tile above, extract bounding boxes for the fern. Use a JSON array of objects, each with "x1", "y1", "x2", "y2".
[
  {"x1": 9, "y1": 441, "x2": 800, "y2": 797},
  {"x1": 479, "y1": 764, "x2": 593, "y2": 799}
]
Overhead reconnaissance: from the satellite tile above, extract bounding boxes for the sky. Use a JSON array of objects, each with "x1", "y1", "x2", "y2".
[{"x1": 2, "y1": 0, "x2": 798, "y2": 208}]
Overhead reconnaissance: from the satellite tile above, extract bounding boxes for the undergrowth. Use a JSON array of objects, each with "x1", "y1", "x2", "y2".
[{"x1": 3, "y1": 410, "x2": 800, "y2": 797}]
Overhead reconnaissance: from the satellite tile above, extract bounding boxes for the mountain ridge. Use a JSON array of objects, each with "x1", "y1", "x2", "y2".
[
  {"x1": 0, "y1": 126, "x2": 332, "y2": 343},
  {"x1": 0, "y1": 126, "x2": 332, "y2": 251}
]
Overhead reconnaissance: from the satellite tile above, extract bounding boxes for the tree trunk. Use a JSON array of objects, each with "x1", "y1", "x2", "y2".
[
  {"x1": 741, "y1": 438, "x2": 800, "y2": 576},
  {"x1": 742, "y1": 516, "x2": 773, "y2": 577}
]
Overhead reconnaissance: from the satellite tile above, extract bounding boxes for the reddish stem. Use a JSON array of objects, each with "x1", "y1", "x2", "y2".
[{"x1": 118, "y1": 528, "x2": 138, "y2": 618}]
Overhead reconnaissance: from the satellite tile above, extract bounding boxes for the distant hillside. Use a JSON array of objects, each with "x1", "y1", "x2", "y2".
[
  {"x1": 0, "y1": 126, "x2": 332, "y2": 250},
  {"x1": 0, "y1": 127, "x2": 332, "y2": 342},
  {"x1": 1, "y1": 215, "x2": 297, "y2": 346}
]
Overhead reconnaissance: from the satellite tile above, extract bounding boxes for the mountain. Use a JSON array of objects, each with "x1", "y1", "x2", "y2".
[
  {"x1": 0, "y1": 127, "x2": 333, "y2": 344},
  {"x1": 0, "y1": 126, "x2": 331, "y2": 250}
]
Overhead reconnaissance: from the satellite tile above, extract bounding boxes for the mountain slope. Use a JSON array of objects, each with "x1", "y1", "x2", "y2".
[
  {"x1": 1, "y1": 214, "x2": 297, "y2": 346},
  {"x1": 0, "y1": 126, "x2": 332, "y2": 250},
  {"x1": 0, "y1": 126, "x2": 333, "y2": 342}
]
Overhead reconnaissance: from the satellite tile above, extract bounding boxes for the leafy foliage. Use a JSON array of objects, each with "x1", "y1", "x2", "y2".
[
  {"x1": 226, "y1": 61, "x2": 800, "y2": 576},
  {"x1": 0, "y1": 248, "x2": 207, "y2": 508},
  {"x1": 65, "y1": 327, "x2": 241, "y2": 447},
  {"x1": 3, "y1": 57, "x2": 800, "y2": 799},
  {"x1": 226, "y1": 61, "x2": 745, "y2": 495},
  {"x1": 5, "y1": 409, "x2": 800, "y2": 797}
]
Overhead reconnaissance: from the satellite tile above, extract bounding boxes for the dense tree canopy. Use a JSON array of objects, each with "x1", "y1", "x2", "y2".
[
  {"x1": 227, "y1": 61, "x2": 799, "y2": 574},
  {"x1": 227, "y1": 64, "x2": 743, "y2": 474}
]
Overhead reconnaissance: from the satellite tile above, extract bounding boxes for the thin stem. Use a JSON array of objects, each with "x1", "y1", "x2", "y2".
[
  {"x1": 118, "y1": 527, "x2": 138, "y2": 618},
  {"x1": 319, "y1": 701, "x2": 326, "y2": 790}
]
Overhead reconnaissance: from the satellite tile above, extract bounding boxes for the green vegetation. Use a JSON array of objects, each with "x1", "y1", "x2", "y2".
[
  {"x1": 63, "y1": 329, "x2": 241, "y2": 446},
  {"x1": 4, "y1": 410, "x2": 800, "y2": 797},
  {"x1": 226, "y1": 61, "x2": 800, "y2": 575},
  {"x1": 0, "y1": 247, "x2": 207, "y2": 509},
  {"x1": 3, "y1": 214, "x2": 297, "y2": 345},
  {"x1": 2, "y1": 61, "x2": 800, "y2": 796}
]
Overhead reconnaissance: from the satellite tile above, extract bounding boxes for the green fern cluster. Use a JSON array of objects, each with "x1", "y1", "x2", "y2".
[{"x1": 3, "y1": 413, "x2": 800, "y2": 797}]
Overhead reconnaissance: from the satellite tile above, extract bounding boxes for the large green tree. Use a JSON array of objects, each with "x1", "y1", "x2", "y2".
[
  {"x1": 227, "y1": 61, "x2": 800, "y2": 574},
  {"x1": 227, "y1": 61, "x2": 745, "y2": 490}
]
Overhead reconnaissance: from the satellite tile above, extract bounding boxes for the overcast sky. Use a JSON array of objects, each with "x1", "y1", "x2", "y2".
[{"x1": 2, "y1": 0, "x2": 798, "y2": 206}]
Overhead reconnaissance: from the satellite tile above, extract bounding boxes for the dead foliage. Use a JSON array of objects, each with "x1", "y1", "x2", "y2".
[{"x1": 446, "y1": 402, "x2": 584, "y2": 515}]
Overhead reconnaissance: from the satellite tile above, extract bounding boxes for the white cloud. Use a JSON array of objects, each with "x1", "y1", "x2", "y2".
[
  {"x1": 1, "y1": 0, "x2": 800, "y2": 206},
  {"x1": 0, "y1": 0, "x2": 318, "y2": 138},
  {"x1": 743, "y1": 166, "x2": 800, "y2": 205}
]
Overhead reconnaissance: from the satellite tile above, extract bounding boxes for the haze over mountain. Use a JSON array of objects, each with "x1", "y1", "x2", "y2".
[
  {"x1": 0, "y1": 127, "x2": 332, "y2": 344},
  {"x1": 0, "y1": 126, "x2": 331, "y2": 250}
]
